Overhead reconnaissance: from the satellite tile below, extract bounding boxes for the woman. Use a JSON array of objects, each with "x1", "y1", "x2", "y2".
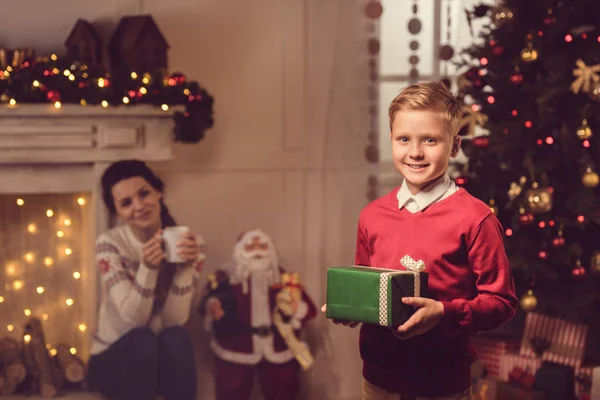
[{"x1": 87, "y1": 159, "x2": 205, "y2": 400}]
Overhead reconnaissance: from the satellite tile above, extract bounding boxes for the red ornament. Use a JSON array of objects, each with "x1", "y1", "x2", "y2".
[
  {"x1": 552, "y1": 237, "x2": 565, "y2": 247},
  {"x1": 520, "y1": 213, "x2": 534, "y2": 225},
  {"x1": 472, "y1": 136, "x2": 490, "y2": 147},
  {"x1": 78, "y1": 81, "x2": 88, "y2": 89},
  {"x1": 538, "y1": 251, "x2": 548, "y2": 259},
  {"x1": 510, "y1": 71, "x2": 524, "y2": 84},
  {"x1": 46, "y1": 90, "x2": 60, "y2": 102},
  {"x1": 455, "y1": 177, "x2": 467, "y2": 185},
  {"x1": 571, "y1": 264, "x2": 586, "y2": 277},
  {"x1": 169, "y1": 72, "x2": 187, "y2": 86},
  {"x1": 492, "y1": 46, "x2": 505, "y2": 56}
]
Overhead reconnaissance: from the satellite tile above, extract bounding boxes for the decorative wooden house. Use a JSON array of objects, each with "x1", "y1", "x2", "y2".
[
  {"x1": 108, "y1": 15, "x2": 169, "y2": 72},
  {"x1": 64, "y1": 19, "x2": 104, "y2": 67}
]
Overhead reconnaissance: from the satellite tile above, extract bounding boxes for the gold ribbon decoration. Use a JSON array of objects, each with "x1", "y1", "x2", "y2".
[
  {"x1": 460, "y1": 106, "x2": 488, "y2": 137},
  {"x1": 571, "y1": 58, "x2": 600, "y2": 94},
  {"x1": 272, "y1": 273, "x2": 314, "y2": 371}
]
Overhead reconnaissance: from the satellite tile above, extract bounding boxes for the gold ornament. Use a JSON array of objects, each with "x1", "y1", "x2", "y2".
[
  {"x1": 489, "y1": 199, "x2": 498, "y2": 216},
  {"x1": 570, "y1": 59, "x2": 600, "y2": 94},
  {"x1": 491, "y1": 6, "x2": 514, "y2": 25},
  {"x1": 520, "y1": 290, "x2": 538, "y2": 312},
  {"x1": 591, "y1": 251, "x2": 600, "y2": 273},
  {"x1": 508, "y1": 181, "x2": 524, "y2": 199},
  {"x1": 460, "y1": 106, "x2": 488, "y2": 137},
  {"x1": 589, "y1": 83, "x2": 600, "y2": 102},
  {"x1": 582, "y1": 167, "x2": 599, "y2": 188},
  {"x1": 576, "y1": 119, "x2": 593, "y2": 140},
  {"x1": 520, "y1": 43, "x2": 538, "y2": 63},
  {"x1": 526, "y1": 182, "x2": 552, "y2": 214}
]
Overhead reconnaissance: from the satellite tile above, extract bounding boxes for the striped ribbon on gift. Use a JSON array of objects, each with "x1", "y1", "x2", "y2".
[
  {"x1": 351, "y1": 257, "x2": 425, "y2": 326},
  {"x1": 520, "y1": 312, "x2": 588, "y2": 367}
]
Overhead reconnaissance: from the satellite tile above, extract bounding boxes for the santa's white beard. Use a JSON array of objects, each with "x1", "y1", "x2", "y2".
[
  {"x1": 246, "y1": 257, "x2": 271, "y2": 273},
  {"x1": 230, "y1": 253, "x2": 280, "y2": 294}
]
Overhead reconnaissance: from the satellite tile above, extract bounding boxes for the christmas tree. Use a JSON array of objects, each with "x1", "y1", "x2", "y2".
[{"x1": 456, "y1": 0, "x2": 600, "y2": 328}]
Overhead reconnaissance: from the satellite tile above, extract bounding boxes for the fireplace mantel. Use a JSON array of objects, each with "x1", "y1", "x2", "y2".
[
  {"x1": 0, "y1": 104, "x2": 184, "y2": 363},
  {"x1": 0, "y1": 104, "x2": 183, "y2": 164}
]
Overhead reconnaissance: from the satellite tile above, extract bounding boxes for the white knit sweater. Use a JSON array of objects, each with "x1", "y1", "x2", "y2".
[{"x1": 91, "y1": 225, "x2": 204, "y2": 355}]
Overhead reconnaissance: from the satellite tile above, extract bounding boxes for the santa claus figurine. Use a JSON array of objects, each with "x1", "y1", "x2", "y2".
[{"x1": 200, "y1": 229, "x2": 317, "y2": 400}]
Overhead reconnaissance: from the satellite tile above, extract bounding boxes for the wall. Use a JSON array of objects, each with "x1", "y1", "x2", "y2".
[{"x1": 0, "y1": 1, "x2": 371, "y2": 399}]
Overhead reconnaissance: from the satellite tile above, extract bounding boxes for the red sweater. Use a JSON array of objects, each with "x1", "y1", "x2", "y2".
[{"x1": 356, "y1": 187, "x2": 517, "y2": 397}]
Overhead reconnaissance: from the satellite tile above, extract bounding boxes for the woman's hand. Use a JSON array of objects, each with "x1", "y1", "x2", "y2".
[{"x1": 142, "y1": 230, "x2": 165, "y2": 269}]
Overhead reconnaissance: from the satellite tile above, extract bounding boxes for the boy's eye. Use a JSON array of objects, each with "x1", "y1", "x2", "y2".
[
  {"x1": 396, "y1": 136, "x2": 408, "y2": 142},
  {"x1": 425, "y1": 138, "x2": 437, "y2": 144},
  {"x1": 120, "y1": 198, "x2": 132, "y2": 207}
]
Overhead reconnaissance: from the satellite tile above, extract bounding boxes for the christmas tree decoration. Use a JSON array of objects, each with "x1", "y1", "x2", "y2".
[
  {"x1": 591, "y1": 251, "x2": 600, "y2": 273},
  {"x1": 488, "y1": 199, "x2": 498, "y2": 216},
  {"x1": 459, "y1": 106, "x2": 488, "y2": 137},
  {"x1": 571, "y1": 259, "x2": 586, "y2": 278},
  {"x1": 519, "y1": 207, "x2": 535, "y2": 225},
  {"x1": 525, "y1": 183, "x2": 553, "y2": 214},
  {"x1": 508, "y1": 181, "x2": 523, "y2": 200},
  {"x1": 510, "y1": 67, "x2": 524, "y2": 84},
  {"x1": 455, "y1": 0, "x2": 600, "y2": 330},
  {"x1": 576, "y1": 119, "x2": 593, "y2": 139},
  {"x1": 543, "y1": 8, "x2": 556, "y2": 25},
  {"x1": 582, "y1": 167, "x2": 599, "y2": 188},
  {"x1": 520, "y1": 41, "x2": 539, "y2": 63},
  {"x1": 491, "y1": 6, "x2": 514, "y2": 26},
  {"x1": 570, "y1": 59, "x2": 600, "y2": 94},
  {"x1": 588, "y1": 83, "x2": 600, "y2": 102},
  {"x1": 519, "y1": 290, "x2": 538, "y2": 312}
]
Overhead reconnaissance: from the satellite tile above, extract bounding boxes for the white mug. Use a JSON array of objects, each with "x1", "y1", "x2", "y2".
[{"x1": 162, "y1": 226, "x2": 190, "y2": 263}]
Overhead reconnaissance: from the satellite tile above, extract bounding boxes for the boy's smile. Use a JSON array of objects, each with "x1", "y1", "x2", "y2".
[{"x1": 390, "y1": 110, "x2": 461, "y2": 195}]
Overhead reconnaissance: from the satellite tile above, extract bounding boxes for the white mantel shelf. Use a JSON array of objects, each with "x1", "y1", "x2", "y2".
[{"x1": 0, "y1": 104, "x2": 184, "y2": 164}]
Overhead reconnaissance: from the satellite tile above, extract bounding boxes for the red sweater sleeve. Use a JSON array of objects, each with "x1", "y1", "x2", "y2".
[
  {"x1": 355, "y1": 219, "x2": 371, "y2": 266},
  {"x1": 439, "y1": 214, "x2": 518, "y2": 336}
]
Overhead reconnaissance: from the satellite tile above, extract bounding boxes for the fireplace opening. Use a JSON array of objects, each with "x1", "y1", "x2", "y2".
[{"x1": 0, "y1": 192, "x2": 93, "y2": 362}]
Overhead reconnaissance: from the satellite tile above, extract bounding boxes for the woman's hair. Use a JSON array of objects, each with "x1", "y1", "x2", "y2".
[
  {"x1": 100, "y1": 159, "x2": 176, "y2": 227},
  {"x1": 100, "y1": 159, "x2": 177, "y2": 313}
]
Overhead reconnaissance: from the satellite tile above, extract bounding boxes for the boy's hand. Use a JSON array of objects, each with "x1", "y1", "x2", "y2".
[
  {"x1": 320, "y1": 304, "x2": 360, "y2": 328},
  {"x1": 393, "y1": 297, "x2": 444, "y2": 339}
]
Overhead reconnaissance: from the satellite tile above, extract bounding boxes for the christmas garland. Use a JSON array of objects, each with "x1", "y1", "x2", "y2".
[{"x1": 0, "y1": 54, "x2": 214, "y2": 143}]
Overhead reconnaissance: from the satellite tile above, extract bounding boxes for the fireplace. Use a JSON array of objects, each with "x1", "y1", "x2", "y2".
[{"x1": 0, "y1": 104, "x2": 178, "y2": 366}]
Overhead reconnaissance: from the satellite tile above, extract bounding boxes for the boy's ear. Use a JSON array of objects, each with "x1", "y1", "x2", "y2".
[{"x1": 451, "y1": 135, "x2": 461, "y2": 157}]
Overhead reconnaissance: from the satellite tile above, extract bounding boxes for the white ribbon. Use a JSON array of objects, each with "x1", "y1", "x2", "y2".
[
  {"x1": 351, "y1": 259, "x2": 426, "y2": 326},
  {"x1": 400, "y1": 255, "x2": 426, "y2": 305}
]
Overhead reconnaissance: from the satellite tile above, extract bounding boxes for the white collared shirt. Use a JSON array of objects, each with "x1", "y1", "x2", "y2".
[{"x1": 396, "y1": 173, "x2": 459, "y2": 213}]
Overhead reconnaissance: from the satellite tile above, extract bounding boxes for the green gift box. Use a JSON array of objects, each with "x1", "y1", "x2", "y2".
[{"x1": 325, "y1": 261, "x2": 428, "y2": 327}]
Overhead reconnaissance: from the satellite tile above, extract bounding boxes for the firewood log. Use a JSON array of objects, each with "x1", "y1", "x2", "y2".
[
  {"x1": 0, "y1": 337, "x2": 27, "y2": 384},
  {"x1": 0, "y1": 370, "x2": 18, "y2": 395},
  {"x1": 54, "y1": 344, "x2": 85, "y2": 384},
  {"x1": 23, "y1": 318, "x2": 58, "y2": 398}
]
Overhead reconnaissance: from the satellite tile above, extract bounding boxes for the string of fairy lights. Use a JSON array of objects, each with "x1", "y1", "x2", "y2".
[{"x1": 1, "y1": 195, "x2": 88, "y2": 356}]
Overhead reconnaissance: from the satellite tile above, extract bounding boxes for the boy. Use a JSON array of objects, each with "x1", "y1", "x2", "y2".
[{"x1": 325, "y1": 81, "x2": 517, "y2": 400}]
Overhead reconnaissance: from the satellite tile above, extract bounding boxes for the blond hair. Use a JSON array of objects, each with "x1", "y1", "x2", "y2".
[{"x1": 388, "y1": 81, "x2": 463, "y2": 136}]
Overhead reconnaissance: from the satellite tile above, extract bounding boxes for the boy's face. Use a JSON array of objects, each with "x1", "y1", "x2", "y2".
[{"x1": 390, "y1": 110, "x2": 460, "y2": 195}]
